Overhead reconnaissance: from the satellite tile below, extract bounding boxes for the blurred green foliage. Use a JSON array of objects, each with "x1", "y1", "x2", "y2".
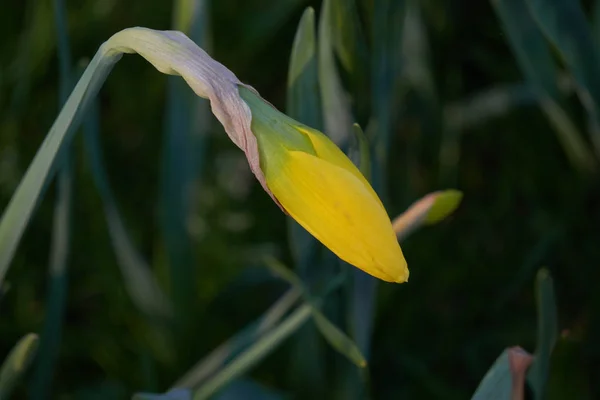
[{"x1": 0, "y1": 0, "x2": 599, "y2": 399}]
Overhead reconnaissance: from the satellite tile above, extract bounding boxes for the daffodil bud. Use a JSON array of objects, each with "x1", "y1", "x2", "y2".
[
  {"x1": 73, "y1": 27, "x2": 408, "y2": 283},
  {"x1": 239, "y1": 86, "x2": 409, "y2": 283}
]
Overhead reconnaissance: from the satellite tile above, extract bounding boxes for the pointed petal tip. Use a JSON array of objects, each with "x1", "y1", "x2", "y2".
[{"x1": 393, "y1": 266, "x2": 410, "y2": 284}]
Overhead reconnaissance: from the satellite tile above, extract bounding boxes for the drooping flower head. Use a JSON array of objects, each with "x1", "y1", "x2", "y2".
[{"x1": 239, "y1": 86, "x2": 409, "y2": 283}]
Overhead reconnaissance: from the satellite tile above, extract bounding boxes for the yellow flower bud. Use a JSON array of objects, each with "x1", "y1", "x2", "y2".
[{"x1": 239, "y1": 86, "x2": 409, "y2": 283}]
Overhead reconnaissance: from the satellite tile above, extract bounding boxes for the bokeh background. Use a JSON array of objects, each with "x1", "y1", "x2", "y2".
[{"x1": 0, "y1": 0, "x2": 599, "y2": 399}]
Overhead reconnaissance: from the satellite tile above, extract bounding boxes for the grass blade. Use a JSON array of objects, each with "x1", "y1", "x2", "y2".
[
  {"x1": 525, "y1": 0, "x2": 600, "y2": 158},
  {"x1": 192, "y1": 304, "x2": 313, "y2": 400},
  {"x1": 594, "y1": 0, "x2": 600, "y2": 52},
  {"x1": 287, "y1": 7, "x2": 322, "y2": 131},
  {"x1": 526, "y1": 269, "x2": 558, "y2": 400},
  {"x1": 491, "y1": 0, "x2": 595, "y2": 171},
  {"x1": 311, "y1": 308, "x2": 367, "y2": 368},
  {"x1": 348, "y1": 123, "x2": 371, "y2": 179},
  {"x1": 525, "y1": 0, "x2": 600, "y2": 107},
  {"x1": 161, "y1": 0, "x2": 211, "y2": 349},
  {"x1": 30, "y1": 0, "x2": 73, "y2": 396},
  {"x1": 0, "y1": 46, "x2": 119, "y2": 287},
  {"x1": 329, "y1": 0, "x2": 370, "y2": 121},
  {"x1": 237, "y1": 0, "x2": 306, "y2": 61},
  {"x1": 172, "y1": 288, "x2": 301, "y2": 389},
  {"x1": 0, "y1": 334, "x2": 39, "y2": 399},
  {"x1": 444, "y1": 83, "x2": 538, "y2": 131},
  {"x1": 83, "y1": 98, "x2": 171, "y2": 319},
  {"x1": 318, "y1": 0, "x2": 353, "y2": 146},
  {"x1": 265, "y1": 258, "x2": 366, "y2": 371}
]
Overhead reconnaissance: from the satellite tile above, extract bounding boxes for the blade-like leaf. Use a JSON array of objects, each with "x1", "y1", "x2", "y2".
[
  {"x1": 593, "y1": 0, "x2": 600, "y2": 52},
  {"x1": 0, "y1": 40, "x2": 116, "y2": 286},
  {"x1": 30, "y1": 0, "x2": 73, "y2": 395},
  {"x1": 237, "y1": 0, "x2": 306, "y2": 61},
  {"x1": 192, "y1": 304, "x2": 313, "y2": 400},
  {"x1": 83, "y1": 98, "x2": 172, "y2": 319},
  {"x1": 264, "y1": 257, "x2": 304, "y2": 290},
  {"x1": 263, "y1": 258, "x2": 365, "y2": 370},
  {"x1": 525, "y1": 0, "x2": 600, "y2": 158},
  {"x1": 0, "y1": 334, "x2": 39, "y2": 399},
  {"x1": 287, "y1": 7, "x2": 322, "y2": 130},
  {"x1": 525, "y1": 0, "x2": 600, "y2": 107},
  {"x1": 527, "y1": 269, "x2": 558, "y2": 400},
  {"x1": 0, "y1": 27, "x2": 280, "y2": 287},
  {"x1": 401, "y1": 0, "x2": 437, "y2": 106},
  {"x1": 318, "y1": 0, "x2": 353, "y2": 146},
  {"x1": 329, "y1": 0, "x2": 370, "y2": 121},
  {"x1": 444, "y1": 83, "x2": 538, "y2": 131},
  {"x1": 161, "y1": 0, "x2": 212, "y2": 351},
  {"x1": 491, "y1": 0, "x2": 595, "y2": 171},
  {"x1": 172, "y1": 288, "x2": 301, "y2": 389},
  {"x1": 311, "y1": 308, "x2": 367, "y2": 368},
  {"x1": 348, "y1": 123, "x2": 371, "y2": 180}
]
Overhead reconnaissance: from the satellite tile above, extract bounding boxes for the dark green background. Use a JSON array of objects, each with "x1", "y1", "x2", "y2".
[{"x1": 0, "y1": 0, "x2": 598, "y2": 398}]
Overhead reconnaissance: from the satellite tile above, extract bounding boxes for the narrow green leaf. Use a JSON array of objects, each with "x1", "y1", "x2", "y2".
[
  {"x1": 237, "y1": 0, "x2": 306, "y2": 60},
  {"x1": 525, "y1": 0, "x2": 600, "y2": 157},
  {"x1": 172, "y1": 288, "x2": 301, "y2": 389},
  {"x1": 264, "y1": 257, "x2": 304, "y2": 291},
  {"x1": 0, "y1": 334, "x2": 39, "y2": 399},
  {"x1": 192, "y1": 305, "x2": 313, "y2": 400},
  {"x1": 318, "y1": 0, "x2": 353, "y2": 146},
  {"x1": 592, "y1": 0, "x2": 600, "y2": 52},
  {"x1": 0, "y1": 26, "x2": 268, "y2": 292},
  {"x1": 527, "y1": 269, "x2": 558, "y2": 400},
  {"x1": 264, "y1": 258, "x2": 366, "y2": 370},
  {"x1": 401, "y1": 0, "x2": 436, "y2": 106},
  {"x1": 370, "y1": 0, "x2": 405, "y2": 166},
  {"x1": 348, "y1": 123, "x2": 371, "y2": 181},
  {"x1": 287, "y1": 7, "x2": 322, "y2": 130},
  {"x1": 83, "y1": 98, "x2": 172, "y2": 320},
  {"x1": 491, "y1": 0, "x2": 559, "y2": 97},
  {"x1": 30, "y1": 0, "x2": 73, "y2": 396},
  {"x1": 329, "y1": 0, "x2": 370, "y2": 121},
  {"x1": 0, "y1": 44, "x2": 118, "y2": 287},
  {"x1": 491, "y1": 0, "x2": 595, "y2": 171},
  {"x1": 311, "y1": 308, "x2": 367, "y2": 368},
  {"x1": 526, "y1": 0, "x2": 600, "y2": 107},
  {"x1": 445, "y1": 82, "x2": 537, "y2": 130},
  {"x1": 161, "y1": 0, "x2": 211, "y2": 348}
]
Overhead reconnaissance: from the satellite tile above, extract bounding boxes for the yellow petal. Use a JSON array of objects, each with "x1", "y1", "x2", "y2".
[
  {"x1": 267, "y1": 150, "x2": 409, "y2": 283},
  {"x1": 295, "y1": 125, "x2": 385, "y2": 211}
]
